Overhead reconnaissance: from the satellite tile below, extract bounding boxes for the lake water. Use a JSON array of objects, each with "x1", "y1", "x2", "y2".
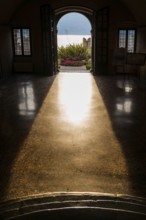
[{"x1": 57, "y1": 35, "x2": 91, "y2": 47}]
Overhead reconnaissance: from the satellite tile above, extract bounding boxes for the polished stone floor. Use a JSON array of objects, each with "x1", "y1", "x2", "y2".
[{"x1": 0, "y1": 72, "x2": 146, "y2": 202}]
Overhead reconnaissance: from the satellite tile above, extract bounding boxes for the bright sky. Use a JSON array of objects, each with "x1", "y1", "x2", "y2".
[{"x1": 57, "y1": 12, "x2": 91, "y2": 35}]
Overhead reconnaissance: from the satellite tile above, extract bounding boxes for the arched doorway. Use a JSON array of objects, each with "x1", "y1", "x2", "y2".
[
  {"x1": 57, "y1": 12, "x2": 92, "y2": 73},
  {"x1": 41, "y1": 5, "x2": 109, "y2": 76}
]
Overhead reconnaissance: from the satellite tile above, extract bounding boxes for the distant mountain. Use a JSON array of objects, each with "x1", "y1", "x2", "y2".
[{"x1": 57, "y1": 12, "x2": 91, "y2": 35}]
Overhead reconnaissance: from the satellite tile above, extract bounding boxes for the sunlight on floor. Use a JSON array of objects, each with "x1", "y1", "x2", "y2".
[
  {"x1": 58, "y1": 73, "x2": 92, "y2": 124},
  {"x1": 6, "y1": 72, "x2": 129, "y2": 201}
]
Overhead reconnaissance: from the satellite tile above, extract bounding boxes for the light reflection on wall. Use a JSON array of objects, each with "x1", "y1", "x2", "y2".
[
  {"x1": 18, "y1": 82, "x2": 36, "y2": 116},
  {"x1": 58, "y1": 73, "x2": 92, "y2": 124}
]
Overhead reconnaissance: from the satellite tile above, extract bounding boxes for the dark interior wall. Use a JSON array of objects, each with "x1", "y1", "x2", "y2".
[
  {"x1": 10, "y1": 0, "x2": 43, "y2": 75},
  {"x1": 0, "y1": 26, "x2": 13, "y2": 78},
  {"x1": 136, "y1": 27, "x2": 146, "y2": 79},
  {"x1": 0, "y1": 0, "x2": 140, "y2": 77},
  {"x1": 108, "y1": 1, "x2": 137, "y2": 73},
  {"x1": 137, "y1": 27, "x2": 146, "y2": 53},
  {"x1": 38, "y1": 0, "x2": 110, "y2": 10}
]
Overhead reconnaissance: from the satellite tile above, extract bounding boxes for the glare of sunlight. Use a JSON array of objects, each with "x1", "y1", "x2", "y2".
[
  {"x1": 18, "y1": 82, "x2": 36, "y2": 116},
  {"x1": 58, "y1": 73, "x2": 92, "y2": 124}
]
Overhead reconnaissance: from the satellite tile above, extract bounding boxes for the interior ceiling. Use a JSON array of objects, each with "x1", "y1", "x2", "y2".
[
  {"x1": 0, "y1": 0, "x2": 146, "y2": 24},
  {"x1": 121, "y1": 0, "x2": 146, "y2": 24},
  {"x1": 0, "y1": 0, "x2": 23, "y2": 24}
]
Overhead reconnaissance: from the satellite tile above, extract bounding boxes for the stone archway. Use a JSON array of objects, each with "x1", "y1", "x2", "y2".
[
  {"x1": 56, "y1": 10, "x2": 92, "y2": 73},
  {"x1": 41, "y1": 5, "x2": 109, "y2": 76},
  {"x1": 54, "y1": 6, "x2": 109, "y2": 75},
  {"x1": 54, "y1": 6, "x2": 93, "y2": 73},
  {"x1": 55, "y1": 6, "x2": 93, "y2": 23}
]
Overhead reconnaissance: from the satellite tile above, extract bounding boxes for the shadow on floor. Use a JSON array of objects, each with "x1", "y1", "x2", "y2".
[
  {"x1": 93, "y1": 75, "x2": 146, "y2": 197},
  {"x1": 0, "y1": 74, "x2": 56, "y2": 201}
]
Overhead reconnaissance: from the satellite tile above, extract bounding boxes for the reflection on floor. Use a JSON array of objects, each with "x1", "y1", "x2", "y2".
[{"x1": 0, "y1": 73, "x2": 146, "y2": 202}]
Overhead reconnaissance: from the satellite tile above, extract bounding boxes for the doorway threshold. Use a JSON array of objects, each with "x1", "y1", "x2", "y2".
[{"x1": 59, "y1": 65, "x2": 90, "y2": 73}]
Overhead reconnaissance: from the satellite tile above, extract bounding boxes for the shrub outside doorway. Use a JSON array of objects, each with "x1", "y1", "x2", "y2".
[{"x1": 58, "y1": 44, "x2": 91, "y2": 71}]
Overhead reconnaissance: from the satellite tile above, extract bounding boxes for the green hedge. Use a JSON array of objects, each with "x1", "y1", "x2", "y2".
[{"x1": 58, "y1": 44, "x2": 89, "y2": 61}]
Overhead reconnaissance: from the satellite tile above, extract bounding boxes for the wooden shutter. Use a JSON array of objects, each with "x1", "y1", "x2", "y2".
[
  {"x1": 92, "y1": 7, "x2": 109, "y2": 75},
  {"x1": 41, "y1": 5, "x2": 57, "y2": 75}
]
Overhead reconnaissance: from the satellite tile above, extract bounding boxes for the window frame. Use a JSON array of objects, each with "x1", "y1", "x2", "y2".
[
  {"x1": 12, "y1": 27, "x2": 32, "y2": 57},
  {"x1": 118, "y1": 28, "x2": 137, "y2": 53}
]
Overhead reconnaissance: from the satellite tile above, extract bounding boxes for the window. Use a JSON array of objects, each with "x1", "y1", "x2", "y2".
[
  {"x1": 13, "y1": 28, "x2": 31, "y2": 56},
  {"x1": 118, "y1": 29, "x2": 136, "y2": 53}
]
